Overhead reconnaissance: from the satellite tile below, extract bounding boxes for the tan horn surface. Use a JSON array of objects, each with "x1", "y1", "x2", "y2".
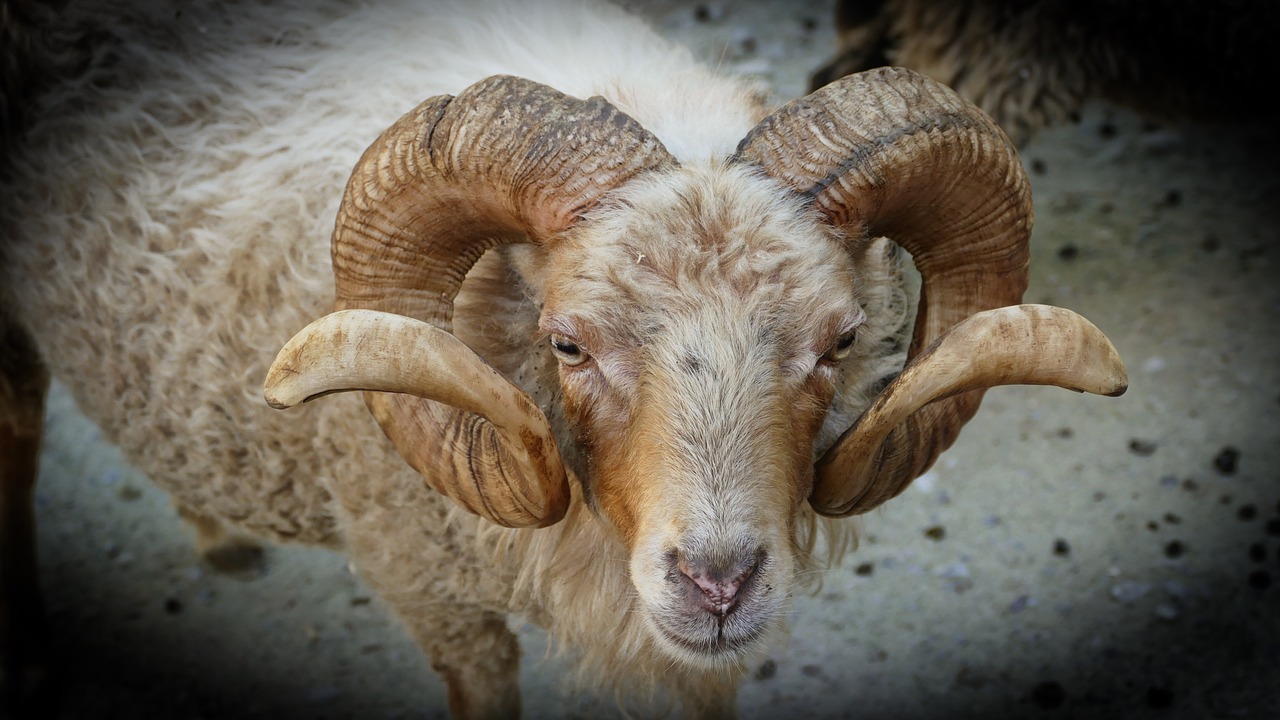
[
  {"x1": 813, "y1": 305, "x2": 1128, "y2": 515},
  {"x1": 734, "y1": 66, "x2": 1038, "y2": 515},
  {"x1": 264, "y1": 310, "x2": 567, "y2": 527}
]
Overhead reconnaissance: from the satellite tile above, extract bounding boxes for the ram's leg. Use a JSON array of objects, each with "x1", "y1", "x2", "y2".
[
  {"x1": 406, "y1": 605, "x2": 521, "y2": 719},
  {"x1": 0, "y1": 322, "x2": 53, "y2": 715},
  {"x1": 174, "y1": 504, "x2": 265, "y2": 576},
  {"x1": 327, "y1": 467, "x2": 522, "y2": 718}
]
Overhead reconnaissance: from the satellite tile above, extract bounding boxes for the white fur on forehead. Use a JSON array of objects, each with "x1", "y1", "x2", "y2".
[{"x1": 544, "y1": 163, "x2": 862, "y2": 344}]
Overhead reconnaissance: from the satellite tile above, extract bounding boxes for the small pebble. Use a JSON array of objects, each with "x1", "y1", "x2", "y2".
[
  {"x1": 1163, "y1": 580, "x2": 1190, "y2": 599},
  {"x1": 923, "y1": 526, "x2": 946, "y2": 541},
  {"x1": 692, "y1": 2, "x2": 725, "y2": 22},
  {"x1": 1163, "y1": 540, "x2": 1185, "y2": 559},
  {"x1": 1111, "y1": 581, "x2": 1152, "y2": 604},
  {"x1": 1163, "y1": 512, "x2": 1181, "y2": 524},
  {"x1": 1128, "y1": 438, "x2": 1157, "y2": 456},
  {"x1": 1009, "y1": 595, "x2": 1034, "y2": 613},
  {"x1": 854, "y1": 562, "x2": 874, "y2": 577},
  {"x1": 1053, "y1": 539, "x2": 1071, "y2": 557},
  {"x1": 1213, "y1": 446, "x2": 1239, "y2": 474},
  {"x1": 117, "y1": 485, "x2": 143, "y2": 501}
]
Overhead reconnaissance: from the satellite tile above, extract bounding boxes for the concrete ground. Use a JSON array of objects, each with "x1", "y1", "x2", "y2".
[{"x1": 26, "y1": 1, "x2": 1279, "y2": 718}]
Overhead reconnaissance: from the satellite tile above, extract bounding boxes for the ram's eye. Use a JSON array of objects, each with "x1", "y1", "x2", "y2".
[
  {"x1": 823, "y1": 329, "x2": 858, "y2": 363},
  {"x1": 549, "y1": 334, "x2": 588, "y2": 366}
]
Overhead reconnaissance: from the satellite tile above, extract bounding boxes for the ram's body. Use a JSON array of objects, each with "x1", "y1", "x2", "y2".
[
  {"x1": 810, "y1": 0, "x2": 1279, "y2": 146},
  {"x1": 0, "y1": 0, "x2": 907, "y2": 711},
  {"x1": 1, "y1": 0, "x2": 1125, "y2": 716}
]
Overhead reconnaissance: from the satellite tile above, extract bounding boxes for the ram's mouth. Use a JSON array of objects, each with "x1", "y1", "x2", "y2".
[
  {"x1": 653, "y1": 618, "x2": 768, "y2": 659},
  {"x1": 644, "y1": 600, "x2": 779, "y2": 667}
]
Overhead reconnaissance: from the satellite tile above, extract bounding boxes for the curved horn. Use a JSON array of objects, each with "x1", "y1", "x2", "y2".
[
  {"x1": 274, "y1": 75, "x2": 676, "y2": 527},
  {"x1": 265, "y1": 310, "x2": 565, "y2": 525},
  {"x1": 813, "y1": 305, "x2": 1128, "y2": 514},
  {"x1": 733, "y1": 67, "x2": 1037, "y2": 516}
]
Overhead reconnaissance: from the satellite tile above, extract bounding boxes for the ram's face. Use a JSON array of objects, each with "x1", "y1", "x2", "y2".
[{"x1": 539, "y1": 166, "x2": 863, "y2": 664}]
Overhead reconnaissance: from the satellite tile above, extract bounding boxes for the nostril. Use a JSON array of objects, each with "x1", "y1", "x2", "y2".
[{"x1": 673, "y1": 548, "x2": 763, "y2": 618}]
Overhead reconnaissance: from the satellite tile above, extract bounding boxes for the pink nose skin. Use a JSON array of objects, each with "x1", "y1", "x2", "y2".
[{"x1": 675, "y1": 551, "x2": 762, "y2": 618}]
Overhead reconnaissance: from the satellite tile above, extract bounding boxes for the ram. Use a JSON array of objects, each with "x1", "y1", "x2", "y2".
[
  {"x1": 0, "y1": 0, "x2": 1126, "y2": 717},
  {"x1": 810, "y1": 0, "x2": 1276, "y2": 145}
]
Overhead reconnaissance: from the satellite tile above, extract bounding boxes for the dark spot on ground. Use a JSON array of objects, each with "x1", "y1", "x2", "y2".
[
  {"x1": 1247, "y1": 570, "x2": 1272, "y2": 590},
  {"x1": 1238, "y1": 504, "x2": 1258, "y2": 521},
  {"x1": 1053, "y1": 539, "x2": 1071, "y2": 557},
  {"x1": 1099, "y1": 122, "x2": 1118, "y2": 139},
  {"x1": 1266, "y1": 518, "x2": 1280, "y2": 537},
  {"x1": 924, "y1": 526, "x2": 946, "y2": 541},
  {"x1": 1201, "y1": 234, "x2": 1221, "y2": 252},
  {"x1": 754, "y1": 659, "x2": 776, "y2": 680},
  {"x1": 1031, "y1": 680, "x2": 1066, "y2": 709},
  {"x1": 1031, "y1": 158, "x2": 1047, "y2": 175},
  {"x1": 1249, "y1": 543, "x2": 1266, "y2": 563},
  {"x1": 1057, "y1": 243, "x2": 1079, "y2": 261},
  {"x1": 854, "y1": 562, "x2": 874, "y2": 576},
  {"x1": 1128, "y1": 438, "x2": 1157, "y2": 456},
  {"x1": 1146, "y1": 686, "x2": 1175, "y2": 709},
  {"x1": 164, "y1": 598, "x2": 183, "y2": 615},
  {"x1": 1161, "y1": 189, "x2": 1182, "y2": 207},
  {"x1": 1163, "y1": 540, "x2": 1184, "y2": 559},
  {"x1": 1213, "y1": 446, "x2": 1239, "y2": 474}
]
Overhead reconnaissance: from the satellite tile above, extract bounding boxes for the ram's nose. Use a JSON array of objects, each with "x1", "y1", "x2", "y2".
[{"x1": 672, "y1": 548, "x2": 762, "y2": 618}]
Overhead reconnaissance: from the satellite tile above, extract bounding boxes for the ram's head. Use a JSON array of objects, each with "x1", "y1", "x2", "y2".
[{"x1": 265, "y1": 69, "x2": 1126, "y2": 667}]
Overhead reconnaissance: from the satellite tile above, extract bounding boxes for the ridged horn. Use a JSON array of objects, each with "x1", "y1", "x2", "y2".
[
  {"x1": 814, "y1": 305, "x2": 1127, "y2": 513},
  {"x1": 267, "y1": 75, "x2": 676, "y2": 528},
  {"x1": 735, "y1": 66, "x2": 1055, "y2": 516}
]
